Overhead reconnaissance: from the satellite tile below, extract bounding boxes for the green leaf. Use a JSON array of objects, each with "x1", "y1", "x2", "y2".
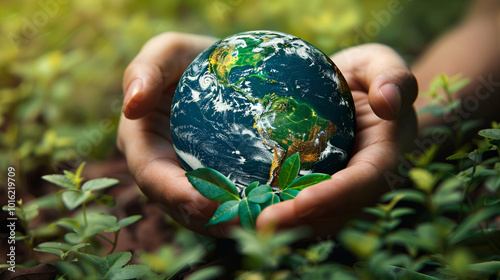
[
  {"x1": 409, "y1": 168, "x2": 436, "y2": 194},
  {"x1": 449, "y1": 207, "x2": 500, "y2": 245},
  {"x1": 205, "y1": 200, "x2": 239, "y2": 226},
  {"x1": 340, "y1": 229, "x2": 381, "y2": 259},
  {"x1": 467, "y1": 261, "x2": 500, "y2": 278},
  {"x1": 42, "y1": 174, "x2": 77, "y2": 189},
  {"x1": 186, "y1": 168, "x2": 239, "y2": 203},
  {"x1": 76, "y1": 253, "x2": 108, "y2": 276},
  {"x1": 245, "y1": 181, "x2": 260, "y2": 197},
  {"x1": 117, "y1": 215, "x2": 142, "y2": 229},
  {"x1": 248, "y1": 185, "x2": 273, "y2": 204},
  {"x1": 106, "y1": 252, "x2": 132, "y2": 271},
  {"x1": 238, "y1": 198, "x2": 261, "y2": 232},
  {"x1": 94, "y1": 194, "x2": 116, "y2": 207},
  {"x1": 61, "y1": 190, "x2": 92, "y2": 210},
  {"x1": 187, "y1": 266, "x2": 224, "y2": 280},
  {"x1": 65, "y1": 233, "x2": 84, "y2": 244},
  {"x1": 105, "y1": 215, "x2": 142, "y2": 232},
  {"x1": 281, "y1": 189, "x2": 300, "y2": 201},
  {"x1": 363, "y1": 207, "x2": 386, "y2": 219},
  {"x1": 36, "y1": 242, "x2": 73, "y2": 251},
  {"x1": 304, "y1": 241, "x2": 335, "y2": 263},
  {"x1": 479, "y1": 129, "x2": 500, "y2": 139},
  {"x1": 54, "y1": 218, "x2": 82, "y2": 232},
  {"x1": 82, "y1": 178, "x2": 119, "y2": 191},
  {"x1": 287, "y1": 173, "x2": 331, "y2": 191},
  {"x1": 484, "y1": 196, "x2": 500, "y2": 206},
  {"x1": 107, "y1": 264, "x2": 151, "y2": 280},
  {"x1": 260, "y1": 193, "x2": 281, "y2": 209},
  {"x1": 279, "y1": 153, "x2": 300, "y2": 190},
  {"x1": 385, "y1": 266, "x2": 440, "y2": 280},
  {"x1": 447, "y1": 152, "x2": 469, "y2": 160},
  {"x1": 34, "y1": 247, "x2": 64, "y2": 257},
  {"x1": 390, "y1": 208, "x2": 416, "y2": 219},
  {"x1": 382, "y1": 189, "x2": 427, "y2": 205}
]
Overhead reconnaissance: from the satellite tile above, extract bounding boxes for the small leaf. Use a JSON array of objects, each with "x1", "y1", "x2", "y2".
[
  {"x1": 82, "y1": 178, "x2": 119, "y2": 191},
  {"x1": 467, "y1": 261, "x2": 500, "y2": 278},
  {"x1": 281, "y1": 189, "x2": 300, "y2": 201},
  {"x1": 205, "y1": 200, "x2": 239, "y2": 226},
  {"x1": 390, "y1": 208, "x2": 416, "y2": 219},
  {"x1": 279, "y1": 153, "x2": 300, "y2": 190},
  {"x1": 381, "y1": 189, "x2": 427, "y2": 205},
  {"x1": 107, "y1": 264, "x2": 151, "y2": 280},
  {"x1": 260, "y1": 193, "x2": 281, "y2": 209},
  {"x1": 449, "y1": 207, "x2": 500, "y2": 244},
  {"x1": 363, "y1": 207, "x2": 386, "y2": 219},
  {"x1": 446, "y1": 152, "x2": 469, "y2": 161},
  {"x1": 65, "y1": 233, "x2": 84, "y2": 244},
  {"x1": 105, "y1": 215, "x2": 142, "y2": 232},
  {"x1": 385, "y1": 266, "x2": 440, "y2": 280},
  {"x1": 106, "y1": 252, "x2": 132, "y2": 271},
  {"x1": 409, "y1": 168, "x2": 436, "y2": 194},
  {"x1": 245, "y1": 181, "x2": 260, "y2": 197},
  {"x1": 248, "y1": 185, "x2": 273, "y2": 204},
  {"x1": 186, "y1": 168, "x2": 239, "y2": 202},
  {"x1": 42, "y1": 175, "x2": 77, "y2": 189},
  {"x1": 287, "y1": 173, "x2": 331, "y2": 191},
  {"x1": 61, "y1": 190, "x2": 92, "y2": 210},
  {"x1": 377, "y1": 194, "x2": 405, "y2": 215},
  {"x1": 36, "y1": 242, "x2": 73, "y2": 251},
  {"x1": 479, "y1": 129, "x2": 500, "y2": 139},
  {"x1": 304, "y1": 241, "x2": 335, "y2": 262},
  {"x1": 238, "y1": 198, "x2": 261, "y2": 232},
  {"x1": 94, "y1": 194, "x2": 116, "y2": 207},
  {"x1": 187, "y1": 266, "x2": 224, "y2": 280},
  {"x1": 484, "y1": 197, "x2": 500, "y2": 206}
]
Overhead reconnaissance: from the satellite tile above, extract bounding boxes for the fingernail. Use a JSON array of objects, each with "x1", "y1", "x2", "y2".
[
  {"x1": 378, "y1": 83, "x2": 402, "y2": 116},
  {"x1": 123, "y1": 79, "x2": 143, "y2": 117}
]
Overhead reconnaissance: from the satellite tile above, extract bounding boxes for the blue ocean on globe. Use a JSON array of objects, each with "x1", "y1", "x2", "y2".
[{"x1": 170, "y1": 30, "x2": 355, "y2": 193}]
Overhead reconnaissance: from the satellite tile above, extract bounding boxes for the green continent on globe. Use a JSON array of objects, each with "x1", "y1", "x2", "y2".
[
  {"x1": 208, "y1": 36, "x2": 280, "y2": 99},
  {"x1": 255, "y1": 94, "x2": 337, "y2": 188}
]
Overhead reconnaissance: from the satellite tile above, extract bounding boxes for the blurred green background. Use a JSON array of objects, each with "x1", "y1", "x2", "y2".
[{"x1": 1, "y1": 0, "x2": 469, "y2": 179}]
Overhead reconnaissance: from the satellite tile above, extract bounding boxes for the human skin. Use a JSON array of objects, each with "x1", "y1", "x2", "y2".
[{"x1": 117, "y1": 32, "x2": 418, "y2": 237}]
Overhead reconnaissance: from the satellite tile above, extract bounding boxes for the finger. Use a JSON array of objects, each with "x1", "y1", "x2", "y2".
[
  {"x1": 117, "y1": 113, "x2": 235, "y2": 237},
  {"x1": 331, "y1": 43, "x2": 418, "y2": 120},
  {"x1": 257, "y1": 147, "x2": 391, "y2": 233},
  {"x1": 122, "y1": 32, "x2": 217, "y2": 119}
]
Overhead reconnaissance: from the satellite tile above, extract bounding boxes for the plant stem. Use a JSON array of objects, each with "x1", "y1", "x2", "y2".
[
  {"x1": 108, "y1": 231, "x2": 119, "y2": 255},
  {"x1": 82, "y1": 202, "x2": 88, "y2": 228}
]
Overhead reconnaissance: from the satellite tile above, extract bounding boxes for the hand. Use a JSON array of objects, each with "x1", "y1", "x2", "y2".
[
  {"x1": 256, "y1": 44, "x2": 419, "y2": 236},
  {"x1": 117, "y1": 32, "x2": 236, "y2": 238}
]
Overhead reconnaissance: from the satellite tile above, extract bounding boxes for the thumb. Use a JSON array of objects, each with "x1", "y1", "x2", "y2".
[{"x1": 332, "y1": 43, "x2": 418, "y2": 120}]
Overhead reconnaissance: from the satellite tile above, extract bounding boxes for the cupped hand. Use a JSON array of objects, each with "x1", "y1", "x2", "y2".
[
  {"x1": 119, "y1": 33, "x2": 418, "y2": 238},
  {"x1": 255, "y1": 44, "x2": 419, "y2": 236},
  {"x1": 117, "y1": 32, "x2": 239, "y2": 238}
]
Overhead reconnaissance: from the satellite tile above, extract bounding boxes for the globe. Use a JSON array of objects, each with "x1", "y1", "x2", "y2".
[{"x1": 170, "y1": 30, "x2": 355, "y2": 194}]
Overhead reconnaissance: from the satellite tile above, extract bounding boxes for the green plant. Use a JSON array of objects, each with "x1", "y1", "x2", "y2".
[
  {"x1": 185, "y1": 152, "x2": 331, "y2": 232},
  {"x1": 2, "y1": 163, "x2": 144, "y2": 279}
]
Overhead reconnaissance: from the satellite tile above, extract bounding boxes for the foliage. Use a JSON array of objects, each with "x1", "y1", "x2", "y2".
[
  {"x1": 186, "y1": 153, "x2": 331, "y2": 232},
  {"x1": 1, "y1": 66, "x2": 499, "y2": 280}
]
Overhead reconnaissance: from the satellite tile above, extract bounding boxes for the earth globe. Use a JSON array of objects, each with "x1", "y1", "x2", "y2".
[{"x1": 170, "y1": 30, "x2": 356, "y2": 195}]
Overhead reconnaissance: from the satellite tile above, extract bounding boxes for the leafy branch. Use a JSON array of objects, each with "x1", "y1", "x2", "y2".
[{"x1": 186, "y1": 153, "x2": 331, "y2": 232}]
